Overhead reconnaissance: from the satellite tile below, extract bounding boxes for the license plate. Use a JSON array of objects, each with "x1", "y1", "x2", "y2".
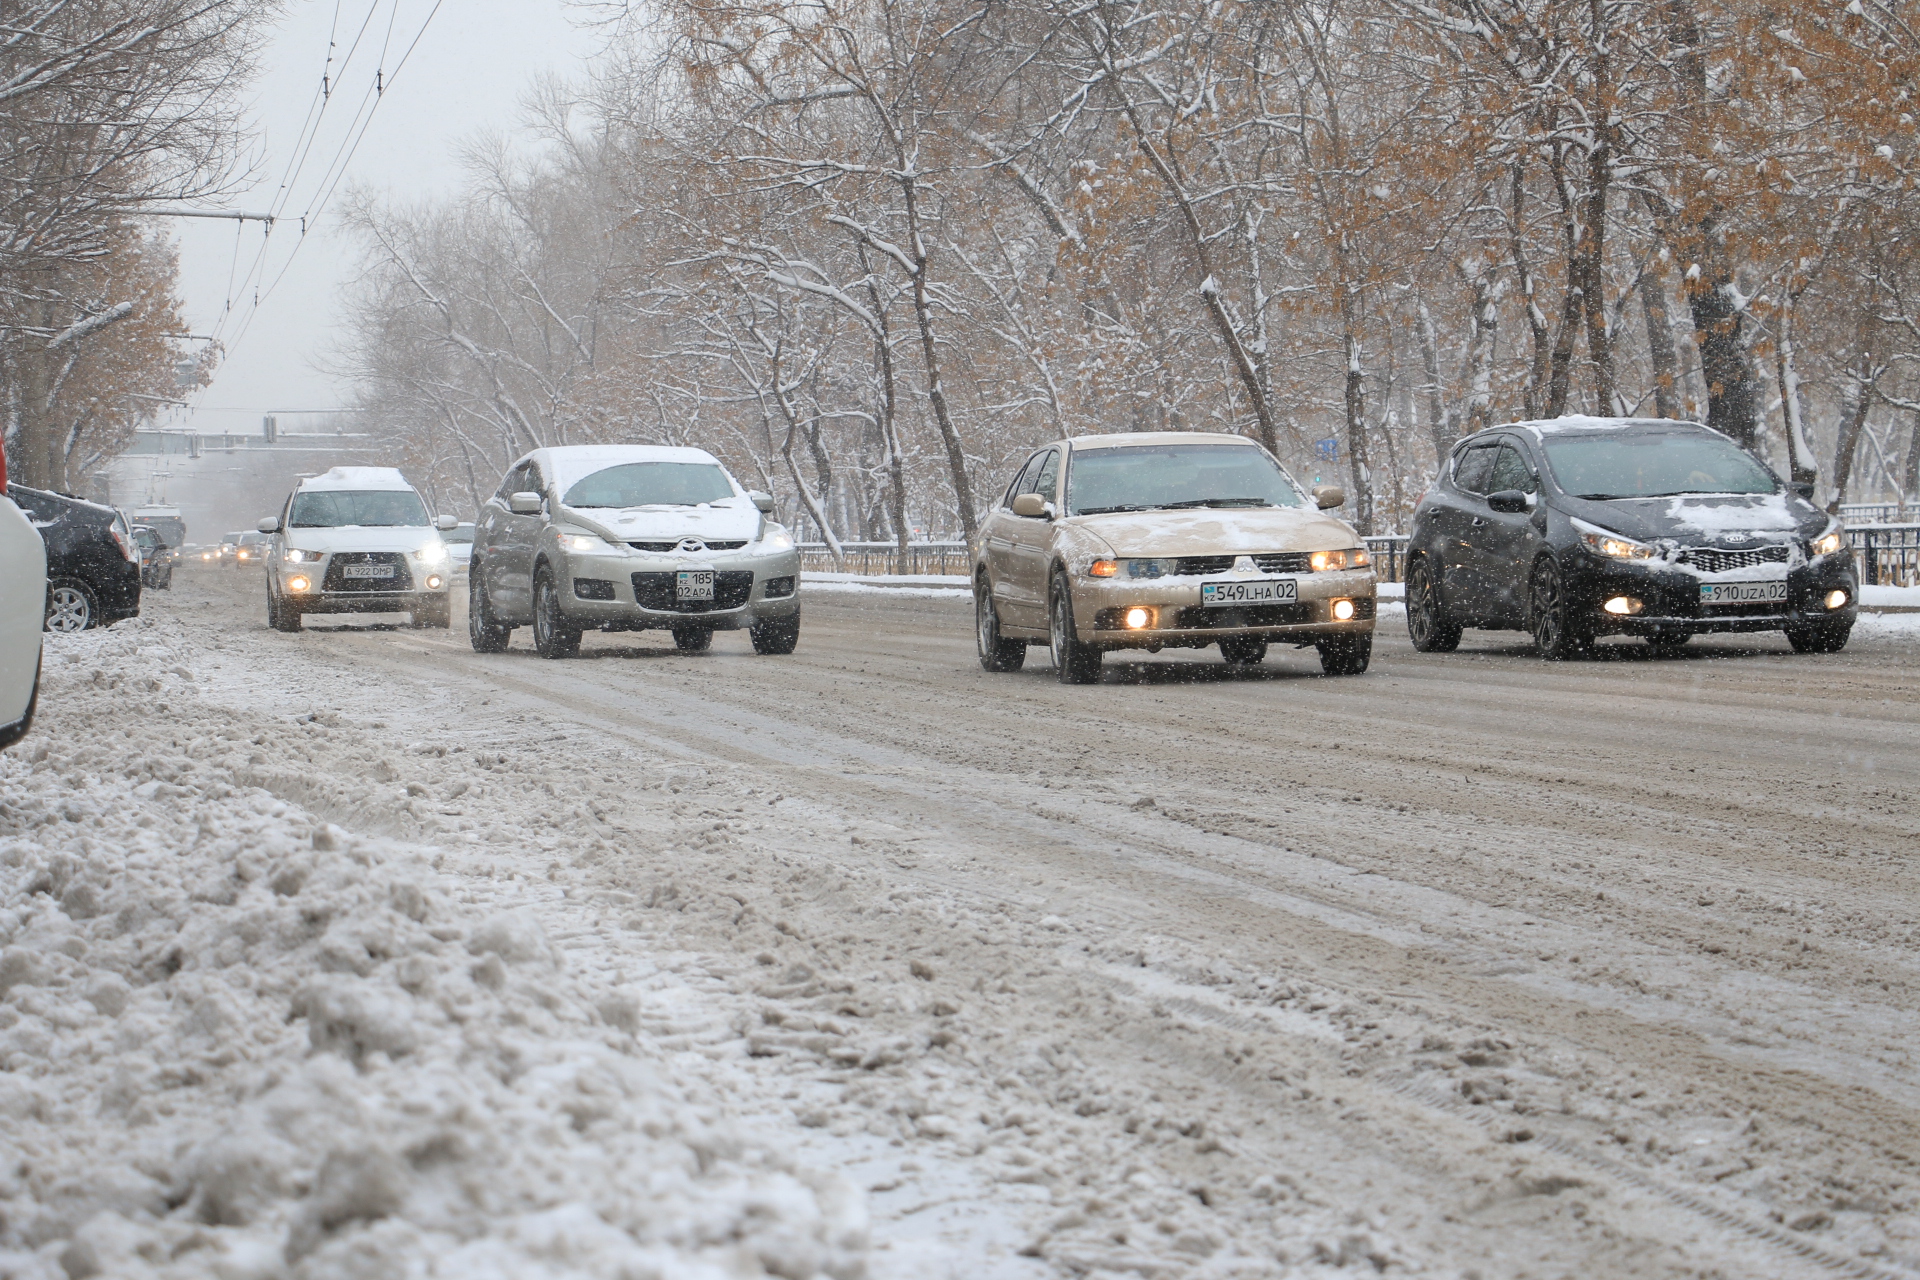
[
  {"x1": 677, "y1": 569, "x2": 714, "y2": 601},
  {"x1": 1700, "y1": 580, "x2": 1787, "y2": 606},
  {"x1": 344, "y1": 564, "x2": 395, "y2": 579},
  {"x1": 1201, "y1": 578, "x2": 1297, "y2": 606}
]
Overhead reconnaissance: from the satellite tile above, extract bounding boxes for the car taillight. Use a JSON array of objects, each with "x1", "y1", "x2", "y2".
[{"x1": 111, "y1": 527, "x2": 137, "y2": 562}]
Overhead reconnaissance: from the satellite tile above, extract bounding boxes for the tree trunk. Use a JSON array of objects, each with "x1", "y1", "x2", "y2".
[
  {"x1": 1417, "y1": 300, "x2": 1451, "y2": 466},
  {"x1": 1545, "y1": 147, "x2": 1583, "y2": 418},
  {"x1": 1827, "y1": 362, "x2": 1879, "y2": 514},
  {"x1": 1772, "y1": 294, "x2": 1819, "y2": 484},
  {"x1": 1638, "y1": 258, "x2": 1680, "y2": 419},
  {"x1": 1900, "y1": 408, "x2": 1919, "y2": 519},
  {"x1": 1510, "y1": 163, "x2": 1553, "y2": 420},
  {"x1": 1688, "y1": 271, "x2": 1760, "y2": 450},
  {"x1": 896, "y1": 179, "x2": 977, "y2": 544},
  {"x1": 1581, "y1": 0, "x2": 1618, "y2": 414},
  {"x1": 1460, "y1": 264, "x2": 1499, "y2": 433},
  {"x1": 1342, "y1": 326, "x2": 1373, "y2": 536},
  {"x1": 860, "y1": 251, "x2": 910, "y2": 559}
]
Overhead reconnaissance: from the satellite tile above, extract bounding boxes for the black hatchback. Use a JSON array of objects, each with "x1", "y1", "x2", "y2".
[
  {"x1": 1404, "y1": 418, "x2": 1858, "y2": 658},
  {"x1": 6, "y1": 484, "x2": 141, "y2": 632}
]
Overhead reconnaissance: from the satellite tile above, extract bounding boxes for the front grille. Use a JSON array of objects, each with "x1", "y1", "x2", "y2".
[
  {"x1": 1680, "y1": 545, "x2": 1790, "y2": 573},
  {"x1": 1171, "y1": 602, "x2": 1317, "y2": 629},
  {"x1": 628, "y1": 539, "x2": 749, "y2": 552},
  {"x1": 1175, "y1": 555, "x2": 1235, "y2": 576},
  {"x1": 1252, "y1": 552, "x2": 1312, "y2": 574},
  {"x1": 321, "y1": 552, "x2": 413, "y2": 593},
  {"x1": 631, "y1": 570, "x2": 754, "y2": 613}
]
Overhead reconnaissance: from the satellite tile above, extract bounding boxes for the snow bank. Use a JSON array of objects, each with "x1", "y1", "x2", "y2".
[{"x1": 0, "y1": 623, "x2": 867, "y2": 1280}]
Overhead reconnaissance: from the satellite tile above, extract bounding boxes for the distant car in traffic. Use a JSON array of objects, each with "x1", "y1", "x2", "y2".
[
  {"x1": 1405, "y1": 417, "x2": 1858, "y2": 657},
  {"x1": 131, "y1": 525, "x2": 175, "y2": 590},
  {"x1": 0, "y1": 467, "x2": 46, "y2": 747},
  {"x1": 7, "y1": 484, "x2": 141, "y2": 632},
  {"x1": 973, "y1": 432, "x2": 1377, "y2": 682},
  {"x1": 213, "y1": 531, "x2": 242, "y2": 566},
  {"x1": 444, "y1": 521, "x2": 475, "y2": 573},
  {"x1": 260, "y1": 466, "x2": 457, "y2": 631},
  {"x1": 233, "y1": 529, "x2": 268, "y2": 567},
  {"x1": 131, "y1": 505, "x2": 186, "y2": 551},
  {"x1": 468, "y1": 445, "x2": 800, "y2": 658}
]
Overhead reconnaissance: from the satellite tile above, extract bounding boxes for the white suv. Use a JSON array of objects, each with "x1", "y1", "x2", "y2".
[{"x1": 259, "y1": 467, "x2": 457, "y2": 632}]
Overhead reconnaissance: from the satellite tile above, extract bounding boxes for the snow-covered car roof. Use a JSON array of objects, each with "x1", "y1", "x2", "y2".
[
  {"x1": 1064, "y1": 431, "x2": 1257, "y2": 452},
  {"x1": 1479, "y1": 416, "x2": 1723, "y2": 441},
  {"x1": 523, "y1": 445, "x2": 737, "y2": 497},
  {"x1": 297, "y1": 466, "x2": 418, "y2": 492}
]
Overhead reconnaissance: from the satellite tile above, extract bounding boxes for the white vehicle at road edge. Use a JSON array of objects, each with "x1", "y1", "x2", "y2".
[
  {"x1": 259, "y1": 467, "x2": 458, "y2": 632},
  {"x1": 1, "y1": 482, "x2": 47, "y2": 747}
]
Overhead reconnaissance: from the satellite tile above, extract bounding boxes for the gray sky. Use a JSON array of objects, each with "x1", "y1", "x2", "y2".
[{"x1": 168, "y1": 0, "x2": 603, "y2": 436}]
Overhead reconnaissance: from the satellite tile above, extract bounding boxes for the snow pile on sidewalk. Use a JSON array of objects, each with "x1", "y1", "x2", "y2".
[{"x1": 0, "y1": 621, "x2": 867, "y2": 1280}]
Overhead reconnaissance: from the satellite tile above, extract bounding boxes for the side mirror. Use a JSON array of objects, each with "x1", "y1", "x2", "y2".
[
  {"x1": 1486, "y1": 489, "x2": 1529, "y2": 514},
  {"x1": 1011, "y1": 493, "x2": 1050, "y2": 519},
  {"x1": 1791, "y1": 482, "x2": 1816, "y2": 501},
  {"x1": 509, "y1": 491, "x2": 542, "y2": 516},
  {"x1": 257, "y1": 517, "x2": 280, "y2": 534},
  {"x1": 749, "y1": 490, "x2": 775, "y2": 514},
  {"x1": 436, "y1": 514, "x2": 458, "y2": 531},
  {"x1": 1313, "y1": 485, "x2": 1346, "y2": 510}
]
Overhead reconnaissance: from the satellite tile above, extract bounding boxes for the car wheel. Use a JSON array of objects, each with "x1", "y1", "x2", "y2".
[
  {"x1": 1785, "y1": 621, "x2": 1851, "y2": 654},
  {"x1": 1316, "y1": 633, "x2": 1371, "y2": 676},
  {"x1": 750, "y1": 610, "x2": 801, "y2": 655},
  {"x1": 1048, "y1": 572, "x2": 1102, "y2": 684},
  {"x1": 1529, "y1": 557, "x2": 1590, "y2": 660},
  {"x1": 268, "y1": 580, "x2": 302, "y2": 632},
  {"x1": 1218, "y1": 635, "x2": 1268, "y2": 666},
  {"x1": 412, "y1": 599, "x2": 451, "y2": 629},
  {"x1": 673, "y1": 626, "x2": 713, "y2": 653},
  {"x1": 1404, "y1": 557, "x2": 1463, "y2": 652},
  {"x1": 531, "y1": 567, "x2": 581, "y2": 659},
  {"x1": 1646, "y1": 630, "x2": 1690, "y2": 654},
  {"x1": 44, "y1": 580, "x2": 95, "y2": 633},
  {"x1": 469, "y1": 571, "x2": 512, "y2": 653},
  {"x1": 975, "y1": 576, "x2": 1026, "y2": 672}
]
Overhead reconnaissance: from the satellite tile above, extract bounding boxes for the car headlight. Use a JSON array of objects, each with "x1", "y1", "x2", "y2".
[
  {"x1": 1572, "y1": 517, "x2": 1656, "y2": 560},
  {"x1": 1309, "y1": 548, "x2": 1371, "y2": 572},
  {"x1": 759, "y1": 527, "x2": 794, "y2": 551},
  {"x1": 414, "y1": 542, "x2": 449, "y2": 565},
  {"x1": 1126, "y1": 558, "x2": 1177, "y2": 579},
  {"x1": 284, "y1": 548, "x2": 324, "y2": 563},
  {"x1": 1810, "y1": 525, "x2": 1845, "y2": 558},
  {"x1": 558, "y1": 532, "x2": 618, "y2": 554}
]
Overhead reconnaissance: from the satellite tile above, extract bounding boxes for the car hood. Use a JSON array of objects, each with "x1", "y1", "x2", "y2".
[
  {"x1": 1064, "y1": 506, "x2": 1363, "y2": 556},
  {"x1": 560, "y1": 501, "x2": 761, "y2": 545},
  {"x1": 286, "y1": 526, "x2": 443, "y2": 554},
  {"x1": 1559, "y1": 491, "x2": 1825, "y2": 547}
]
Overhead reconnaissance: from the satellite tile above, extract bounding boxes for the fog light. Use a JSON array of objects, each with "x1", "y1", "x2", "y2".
[
  {"x1": 1331, "y1": 598, "x2": 1355, "y2": 621},
  {"x1": 1603, "y1": 596, "x2": 1643, "y2": 615},
  {"x1": 286, "y1": 575, "x2": 311, "y2": 593},
  {"x1": 1123, "y1": 606, "x2": 1153, "y2": 630},
  {"x1": 1825, "y1": 589, "x2": 1849, "y2": 610},
  {"x1": 427, "y1": 575, "x2": 443, "y2": 590}
]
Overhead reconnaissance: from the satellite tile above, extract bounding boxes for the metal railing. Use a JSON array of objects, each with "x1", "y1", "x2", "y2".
[
  {"x1": 1364, "y1": 536, "x2": 1409, "y2": 583},
  {"x1": 1840, "y1": 502, "x2": 1915, "y2": 526},
  {"x1": 1851, "y1": 524, "x2": 1920, "y2": 587},
  {"x1": 799, "y1": 541, "x2": 970, "y2": 576}
]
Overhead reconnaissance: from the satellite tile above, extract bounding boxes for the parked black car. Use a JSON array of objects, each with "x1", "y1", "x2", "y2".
[
  {"x1": 131, "y1": 525, "x2": 176, "y2": 590},
  {"x1": 1405, "y1": 418, "x2": 1858, "y2": 658},
  {"x1": 6, "y1": 484, "x2": 142, "y2": 632}
]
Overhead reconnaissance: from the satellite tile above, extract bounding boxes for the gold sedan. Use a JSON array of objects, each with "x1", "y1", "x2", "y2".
[{"x1": 972, "y1": 433, "x2": 1376, "y2": 682}]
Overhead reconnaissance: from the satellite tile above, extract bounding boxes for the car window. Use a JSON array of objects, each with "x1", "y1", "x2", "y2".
[
  {"x1": 525, "y1": 463, "x2": 545, "y2": 495},
  {"x1": 1489, "y1": 444, "x2": 1535, "y2": 494},
  {"x1": 1542, "y1": 432, "x2": 1778, "y2": 498},
  {"x1": 8, "y1": 488, "x2": 57, "y2": 521},
  {"x1": 497, "y1": 463, "x2": 528, "y2": 501},
  {"x1": 1453, "y1": 445, "x2": 1498, "y2": 495},
  {"x1": 445, "y1": 524, "x2": 475, "y2": 545},
  {"x1": 563, "y1": 462, "x2": 734, "y2": 508},
  {"x1": 1065, "y1": 444, "x2": 1303, "y2": 514},
  {"x1": 1003, "y1": 452, "x2": 1046, "y2": 506},
  {"x1": 1030, "y1": 451, "x2": 1061, "y2": 504},
  {"x1": 290, "y1": 490, "x2": 430, "y2": 528}
]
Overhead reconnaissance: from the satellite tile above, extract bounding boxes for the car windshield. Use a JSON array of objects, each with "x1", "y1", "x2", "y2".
[
  {"x1": 290, "y1": 489, "x2": 430, "y2": 528},
  {"x1": 1066, "y1": 444, "x2": 1303, "y2": 515},
  {"x1": 1544, "y1": 433, "x2": 1778, "y2": 499},
  {"x1": 444, "y1": 524, "x2": 474, "y2": 544},
  {"x1": 564, "y1": 462, "x2": 734, "y2": 508}
]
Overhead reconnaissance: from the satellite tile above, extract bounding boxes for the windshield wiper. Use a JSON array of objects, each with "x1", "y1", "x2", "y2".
[
  {"x1": 1573, "y1": 493, "x2": 1629, "y2": 500},
  {"x1": 1075, "y1": 504, "x2": 1154, "y2": 514},
  {"x1": 1158, "y1": 497, "x2": 1272, "y2": 509}
]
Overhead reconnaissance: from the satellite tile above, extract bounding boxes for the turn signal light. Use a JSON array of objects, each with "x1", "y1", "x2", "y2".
[
  {"x1": 1123, "y1": 606, "x2": 1153, "y2": 630},
  {"x1": 1331, "y1": 598, "x2": 1356, "y2": 620},
  {"x1": 286, "y1": 575, "x2": 311, "y2": 593},
  {"x1": 1089, "y1": 559, "x2": 1119, "y2": 578},
  {"x1": 1603, "y1": 596, "x2": 1644, "y2": 615},
  {"x1": 1825, "y1": 589, "x2": 1849, "y2": 610}
]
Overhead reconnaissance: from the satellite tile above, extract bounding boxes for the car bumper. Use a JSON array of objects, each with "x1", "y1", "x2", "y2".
[
  {"x1": 276, "y1": 563, "x2": 452, "y2": 612},
  {"x1": 1569, "y1": 553, "x2": 1857, "y2": 635},
  {"x1": 556, "y1": 548, "x2": 802, "y2": 630},
  {"x1": 1073, "y1": 568, "x2": 1376, "y2": 648}
]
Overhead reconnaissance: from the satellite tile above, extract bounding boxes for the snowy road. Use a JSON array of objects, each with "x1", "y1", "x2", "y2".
[{"x1": 7, "y1": 566, "x2": 1919, "y2": 1279}]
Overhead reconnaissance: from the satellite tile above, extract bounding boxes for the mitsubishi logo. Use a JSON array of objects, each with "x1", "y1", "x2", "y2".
[{"x1": 677, "y1": 538, "x2": 706, "y2": 553}]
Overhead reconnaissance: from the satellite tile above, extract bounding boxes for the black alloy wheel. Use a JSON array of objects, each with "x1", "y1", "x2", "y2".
[
  {"x1": 1404, "y1": 557, "x2": 1463, "y2": 652},
  {"x1": 1316, "y1": 633, "x2": 1372, "y2": 676},
  {"x1": 672, "y1": 626, "x2": 712, "y2": 653},
  {"x1": 1048, "y1": 572, "x2": 1103, "y2": 685},
  {"x1": 750, "y1": 610, "x2": 801, "y2": 655},
  {"x1": 44, "y1": 580, "x2": 95, "y2": 633},
  {"x1": 975, "y1": 576, "x2": 1026, "y2": 672},
  {"x1": 1218, "y1": 635, "x2": 1268, "y2": 666},
  {"x1": 1785, "y1": 621, "x2": 1852, "y2": 654},
  {"x1": 1528, "y1": 556, "x2": 1590, "y2": 660},
  {"x1": 468, "y1": 571, "x2": 511, "y2": 653},
  {"x1": 531, "y1": 567, "x2": 581, "y2": 659}
]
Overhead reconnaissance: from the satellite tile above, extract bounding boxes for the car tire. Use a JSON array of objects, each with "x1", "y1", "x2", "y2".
[
  {"x1": 1646, "y1": 630, "x2": 1690, "y2": 654},
  {"x1": 1218, "y1": 635, "x2": 1268, "y2": 665},
  {"x1": 975, "y1": 576, "x2": 1026, "y2": 672},
  {"x1": 44, "y1": 580, "x2": 96, "y2": 633},
  {"x1": 673, "y1": 626, "x2": 713, "y2": 653},
  {"x1": 1785, "y1": 621, "x2": 1851, "y2": 653},
  {"x1": 1528, "y1": 556, "x2": 1591, "y2": 660},
  {"x1": 267, "y1": 580, "x2": 302, "y2": 632},
  {"x1": 1048, "y1": 571, "x2": 1102, "y2": 685},
  {"x1": 469, "y1": 571, "x2": 512, "y2": 653},
  {"x1": 532, "y1": 566, "x2": 581, "y2": 659},
  {"x1": 1404, "y1": 557, "x2": 1463, "y2": 652},
  {"x1": 413, "y1": 599, "x2": 452, "y2": 629},
  {"x1": 1316, "y1": 633, "x2": 1371, "y2": 676},
  {"x1": 750, "y1": 611, "x2": 801, "y2": 655}
]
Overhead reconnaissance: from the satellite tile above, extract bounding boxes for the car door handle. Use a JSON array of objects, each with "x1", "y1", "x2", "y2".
[{"x1": 1470, "y1": 517, "x2": 1486, "y2": 527}]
